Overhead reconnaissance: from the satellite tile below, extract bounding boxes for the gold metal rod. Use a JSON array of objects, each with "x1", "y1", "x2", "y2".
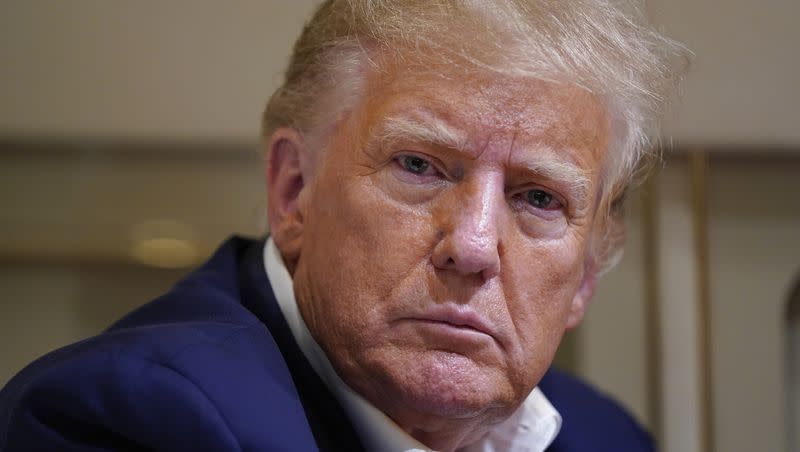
[
  {"x1": 641, "y1": 169, "x2": 663, "y2": 443},
  {"x1": 690, "y1": 150, "x2": 715, "y2": 452}
]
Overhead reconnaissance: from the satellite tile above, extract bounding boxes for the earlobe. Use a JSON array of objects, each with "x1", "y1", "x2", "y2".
[
  {"x1": 565, "y1": 258, "x2": 597, "y2": 330},
  {"x1": 265, "y1": 128, "x2": 310, "y2": 268}
]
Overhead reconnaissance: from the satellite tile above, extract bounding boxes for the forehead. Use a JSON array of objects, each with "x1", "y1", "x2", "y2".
[{"x1": 357, "y1": 64, "x2": 610, "y2": 168}]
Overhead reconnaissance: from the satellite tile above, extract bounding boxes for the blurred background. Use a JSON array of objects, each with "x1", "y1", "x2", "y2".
[{"x1": 0, "y1": 1, "x2": 798, "y2": 451}]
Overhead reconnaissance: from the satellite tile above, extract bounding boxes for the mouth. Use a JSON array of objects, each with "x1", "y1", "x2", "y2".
[{"x1": 403, "y1": 304, "x2": 499, "y2": 343}]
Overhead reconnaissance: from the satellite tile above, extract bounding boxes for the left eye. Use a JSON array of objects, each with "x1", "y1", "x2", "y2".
[
  {"x1": 525, "y1": 189, "x2": 562, "y2": 210},
  {"x1": 400, "y1": 155, "x2": 431, "y2": 174}
]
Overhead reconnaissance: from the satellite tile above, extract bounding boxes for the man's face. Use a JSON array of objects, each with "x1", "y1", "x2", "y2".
[{"x1": 287, "y1": 64, "x2": 609, "y2": 433}]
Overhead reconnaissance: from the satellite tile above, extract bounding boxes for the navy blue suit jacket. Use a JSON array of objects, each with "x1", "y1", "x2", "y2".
[{"x1": 0, "y1": 237, "x2": 654, "y2": 451}]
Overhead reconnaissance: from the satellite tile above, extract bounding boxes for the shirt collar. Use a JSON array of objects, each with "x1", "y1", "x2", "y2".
[{"x1": 263, "y1": 238, "x2": 561, "y2": 452}]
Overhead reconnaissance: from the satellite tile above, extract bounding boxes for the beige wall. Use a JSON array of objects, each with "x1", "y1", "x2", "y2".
[
  {"x1": 0, "y1": 0, "x2": 318, "y2": 141},
  {"x1": 0, "y1": 147, "x2": 266, "y2": 263},
  {"x1": 2, "y1": 1, "x2": 799, "y2": 146},
  {"x1": 648, "y1": 0, "x2": 800, "y2": 146},
  {"x1": 707, "y1": 157, "x2": 800, "y2": 452}
]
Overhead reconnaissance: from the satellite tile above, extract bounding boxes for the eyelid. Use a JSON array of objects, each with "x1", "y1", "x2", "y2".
[
  {"x1": 393, "y1": 152, "x2": 450, "y2": 178},
  {"x1": 514, "y1": 185, "x2": 567, "y2": 208},
  {"x1": 530, "y1": 189, "x2": 564, "y2": 211},
  {"x1": 508, "y1": 186, "x2": 570, "y2": 220}
]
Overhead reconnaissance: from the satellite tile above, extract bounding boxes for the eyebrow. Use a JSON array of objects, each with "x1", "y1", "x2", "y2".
[{"x1": 375, "y1": 112, "x2": 470, "y2": 153}]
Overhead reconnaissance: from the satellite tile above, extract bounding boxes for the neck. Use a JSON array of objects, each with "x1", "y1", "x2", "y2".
[
  {"x1": 409, "y1": 426, "x2": 489, "y2": 452},
  {"x1": 405, "y1": 414, "x2": 508, "y2": 452},
  {"x1": 388, "y1": 406, "x2": 506, "y2": 451}
]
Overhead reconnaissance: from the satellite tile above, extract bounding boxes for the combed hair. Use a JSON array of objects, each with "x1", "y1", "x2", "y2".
[{"x1": 262, "y1": 0, "x2": 690, "y2": 273}]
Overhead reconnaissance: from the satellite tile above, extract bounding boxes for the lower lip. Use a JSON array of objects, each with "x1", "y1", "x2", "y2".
[{"x1": 407, "y1": 319, "x2": 494, "y2": 343}]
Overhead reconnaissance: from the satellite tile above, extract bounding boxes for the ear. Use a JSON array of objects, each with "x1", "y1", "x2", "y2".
[
  {"x1": 266, "y1": 127, "x2": 310, "y2": 269},
  {"x1": 565, "y1": 257, "x2": 597, "y2": 330}
]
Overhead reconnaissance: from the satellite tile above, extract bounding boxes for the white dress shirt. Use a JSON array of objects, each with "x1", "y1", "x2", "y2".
[{"x1": 263, "y1": 238, "x2": 561, "y2": 452}]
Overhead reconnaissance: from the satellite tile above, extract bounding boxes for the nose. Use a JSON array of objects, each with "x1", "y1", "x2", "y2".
[{"x1": 431, "y1": 173, "x2": 503, "y2": 280}]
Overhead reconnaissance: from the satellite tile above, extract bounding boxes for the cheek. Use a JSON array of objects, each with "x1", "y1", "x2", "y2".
[
  {"x1": 339, "y1": 178, "x2": 436, "y2": 272},
  {"x1": 302, "y1": 171, "x2": 437, "y2": 324},
  {"x1": 504, "y1": 236, "x2": 586, "y2": 351}
]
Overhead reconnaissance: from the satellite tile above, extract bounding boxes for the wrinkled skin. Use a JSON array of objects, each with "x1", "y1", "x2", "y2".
[{"x1": 267, "y1": 64, "x2": 609, "y2": 451}]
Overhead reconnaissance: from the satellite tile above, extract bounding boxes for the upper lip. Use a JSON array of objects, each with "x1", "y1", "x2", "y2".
[{"x1": 406, "y1": 304, "x2": 499, "y2": 341}]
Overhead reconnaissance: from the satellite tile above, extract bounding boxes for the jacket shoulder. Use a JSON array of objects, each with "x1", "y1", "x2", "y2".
[
  {"x1": 0, "y1": 237, "x2": 319, "y2": 451},
  {"x1": 1, "y1": 319, "x2": 317, "y2": 451},
  {"x1": 540, "y1": 368, "x2": 655, "y2": 452}
]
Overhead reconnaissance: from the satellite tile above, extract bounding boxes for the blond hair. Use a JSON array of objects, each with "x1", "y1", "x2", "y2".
[{"x1": 262, "y1": 0, "x2": 689, "y2": 273}]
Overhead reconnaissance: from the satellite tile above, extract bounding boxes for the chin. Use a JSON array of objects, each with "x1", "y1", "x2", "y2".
[{"x1": 381, "y1": 349, "x2": 515, "y2": 419}]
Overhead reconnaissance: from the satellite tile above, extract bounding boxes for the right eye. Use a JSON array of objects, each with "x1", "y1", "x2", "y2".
[
  {"x1": 398, "y1": 155, "x2": 435, "y2": 176},
  {"x1": 524, "y1": 189, "x2": 563, "y2": 211}
]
